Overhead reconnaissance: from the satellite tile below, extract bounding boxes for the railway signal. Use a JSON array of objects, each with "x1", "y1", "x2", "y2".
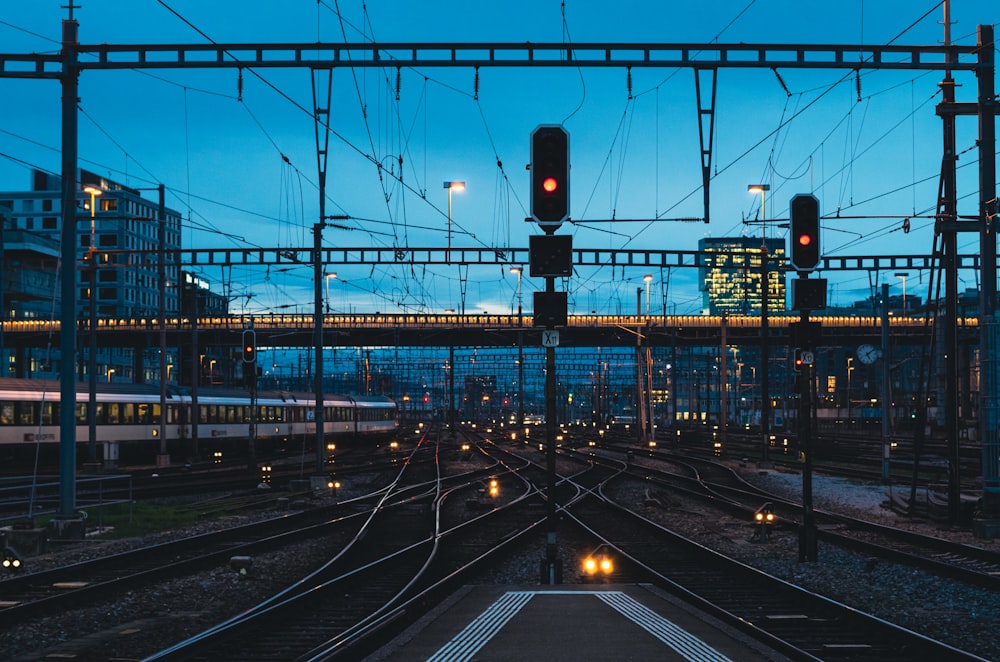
[
  {"x1": 789, "y1": 194, "x2": 820, "y2": 272},
  {"x1": 530, "y1": 125, "x2": 570, "y2": 227},
  {"x1": 242, "y1": 330, "x2": 256, "y2": 364}
]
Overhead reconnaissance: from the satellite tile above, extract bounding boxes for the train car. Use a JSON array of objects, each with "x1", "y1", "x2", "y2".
[{"x1": 0, "y1": 378, "x2": 398, "y2": 468}]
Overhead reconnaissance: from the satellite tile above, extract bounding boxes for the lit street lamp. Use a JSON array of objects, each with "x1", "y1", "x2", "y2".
[
  {"x1": 510, "y1": 266, "x2": 523, "y2": 321},
  {"x1": 83, "y1": 184, "x2": 102, "y2": 248},
  {"x1": 443, "y1": 181, "x2": 465, "y2": 264},
  {"x1": 324, "y1": 272, "x2": 337, "y2": 313},
  {"x1": 747, "y1": 184, "x2": 770, "y2": 240},
  {"x1": 643, "y1": 274, "x2": 653, "y2": 318}
]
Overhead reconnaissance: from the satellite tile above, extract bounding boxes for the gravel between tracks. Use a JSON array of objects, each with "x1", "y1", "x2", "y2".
[{"x1": 2, "y1": 466, "x2": 999, "y2": 661}]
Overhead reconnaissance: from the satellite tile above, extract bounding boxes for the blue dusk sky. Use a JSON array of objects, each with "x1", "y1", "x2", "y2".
[{"x1": 1, "y1": 1, "x2": 997, "y2": 316}]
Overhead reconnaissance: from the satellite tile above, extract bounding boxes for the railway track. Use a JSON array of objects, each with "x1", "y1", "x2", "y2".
[
  {"x1": 146, "y1": 457, "x2": 545, "y2": 659},
  {"x1": 0, "y1": 439, "x2": 494, "y2": 628},
  {"x1": 601, "y1": 445, "x2": 1000, "y2": 591},
  {"x1": 567, "y1": 490, "x2": 983, "y2": 661},
  {"x1": 3, "y1": 432, "x2": 991, "y2": 660}
]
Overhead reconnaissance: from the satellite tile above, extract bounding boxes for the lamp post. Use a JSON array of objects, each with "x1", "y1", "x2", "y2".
[
  {"x1": 443, "y1": 181, "x2": 465, "y2": 264},
  {"x1": 895, "y1": 272, "x2": 909, "y2": 316},
  {"x1": 83, "y1": 184, "x2": 101, "y2": 247},
  {"x1": 83, "y1": 184, "x2": 102, "y2": 467},
  {"x1": 748, "y1": 184, "x2": 771, "y2": 463},
  {"x1": 643, "y1": 274, "x2": 653, "y2": 318},
  {"x1": 445, "y1": 308, "x2": 456, "y2": 436},
  {"x1": 324, "y1": 272, "x2": 337, "y2": 313},
  {"x1": 510, "y1": 266, "x2": 523, "y2": 321},
  {"x1": 847, "y1": 357, "x2": 854, "y2": 419},
  {"x1": 510, "y1": 266, "x2": 524, "y2": 426}
]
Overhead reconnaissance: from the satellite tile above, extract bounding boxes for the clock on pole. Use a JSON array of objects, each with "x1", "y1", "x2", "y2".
[{"x1": 857, "y1": 344, "x2": 882, "y2": 365}]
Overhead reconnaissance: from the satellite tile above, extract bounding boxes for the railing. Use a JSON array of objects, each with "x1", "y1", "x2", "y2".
[{"x1": 0, "y1": 313, "x2": 974, "y2": 333}]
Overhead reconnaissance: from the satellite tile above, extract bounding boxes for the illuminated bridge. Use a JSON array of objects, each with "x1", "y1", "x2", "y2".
[{"x1": 0, "y1": 313, "x2": 972, "y2": 351}]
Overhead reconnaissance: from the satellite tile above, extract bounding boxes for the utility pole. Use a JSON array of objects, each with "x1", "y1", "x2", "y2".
[{"x1": 55, "y1": 12, "x2": 83, "y2": 538}]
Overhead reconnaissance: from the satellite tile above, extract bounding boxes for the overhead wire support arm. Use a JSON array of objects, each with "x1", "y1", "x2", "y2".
[
  {"x1": 0, "y1": 41, "x2": 985, "y2": 78},
  {"x1": 694, "y1": 67, "x2": 717, "y2": 224}
]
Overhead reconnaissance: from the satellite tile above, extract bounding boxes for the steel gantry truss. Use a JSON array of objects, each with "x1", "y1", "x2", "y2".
[{"x1": 0, "y1": 12, "x2": 995, "y2": 530}]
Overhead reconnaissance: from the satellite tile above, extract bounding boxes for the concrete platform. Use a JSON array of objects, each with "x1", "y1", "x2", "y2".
[{"x1": 371, "y1": 584, "x2": 791, "y2": 661}]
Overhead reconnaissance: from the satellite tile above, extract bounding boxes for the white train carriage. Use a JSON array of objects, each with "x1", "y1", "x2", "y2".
[{"x1": 0, "y1": 378, "x2": 398, "y2": 467}]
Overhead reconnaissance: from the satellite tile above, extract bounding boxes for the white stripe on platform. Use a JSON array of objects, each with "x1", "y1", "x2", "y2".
[
  {"x1": 427, "y1": 590, "x2": 732, "y2": 662},
  {"x1": 427, "y1": 591, "x2": 534, "y2": 662},
  {"x1": 596, "y1": 592, "x2": 733, "y2": 662}
]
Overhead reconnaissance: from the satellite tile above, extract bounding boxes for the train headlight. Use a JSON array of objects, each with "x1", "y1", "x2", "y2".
[
  {"x1": 582, "y1": 548, "x2": 614, "y2": 577},
  {"x1": 2, "y1": 548, "x2": 23, "y2": 573}
]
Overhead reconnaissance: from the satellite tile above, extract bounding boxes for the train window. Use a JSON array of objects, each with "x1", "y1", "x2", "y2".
[
  {"x1": 106, "y1": 403, "x2": 120, "y2": 425},
  {"x1": 14, "y1": 402, "x2": 33, "y2": 425},
  {"x1": 198, "y1": 405, "x2": 207, "y2": 424},
  {"x1": 0, "y1": 403, "x2": 12, "y2": 425},
  {"x1": 122, "y1": 403, "x2": 135, "y2": 424},
  {"x1": 40, "y1": 401, "x2": 56, "y2": 425},
  {"x1": 151, "y1": 403, "x2": 161, "y2": 424}
]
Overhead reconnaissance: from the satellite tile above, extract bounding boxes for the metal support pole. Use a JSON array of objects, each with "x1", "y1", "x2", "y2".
[
  {"x1": 544, "y1": 273, "x2": 560, "y2": 584},
  {"x1": 157, "y1": 183, "x2": 169, "y2": 465},
  {"x1": 313, "y1": 222, "x2": 326, "y2": 474},
  {"x1": 636, "y1": 287, "x2": 645, "y2": 443},
  {"x1": 517, "y1": 330, "x2": 524, "y2": 426},
  {"x1": 87, "y1": 255, "x2": 97, "y2": 465},
  {"x1": 57, "y1": 16, "x2": 81, "y2": 531},
  {"x1": 880, "y1": 283, "x2": 892, "y2": 481},
  {"x1": 976, "y1": 23, "x2": 1000, "y2": 533},
  {"x1": 798, "y1": 309, "x2": 817, "y2": 562},
  {"x1": 760, "y1": 246, "x2": 770, "y2": 463},
  {"x1": 720, "y1": 312, "x2": 728, "y2": 450},
  {"x1": 448, "y1": 345, "x2": 455, "y2": 436}
]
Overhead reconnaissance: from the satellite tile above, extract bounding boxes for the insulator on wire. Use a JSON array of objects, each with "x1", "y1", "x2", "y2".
[
  {"x1": 627, "y1": 66, "x2": 633, "y2": 100},
  {"x1": 395, "y1": 66, "x2": 401, "y2": 101},
  {"x1": 474, "y1": 66, "x2": 480, "y2": 101}
]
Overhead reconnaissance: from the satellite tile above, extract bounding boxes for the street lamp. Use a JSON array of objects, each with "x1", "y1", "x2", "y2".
[
  {"x1": 895, "y1": 272, "x2": 909, "y2": 316},
  {"x1": 510, "y1": 266, "x2": 523, "y2": 320},
  {"x1": 324, "y1": 272, "x2": 337, "y2": 313},
  {"x1": 643, "y1": 274, "x2": 653, "y2": 318},
  {"x1": 443, "y1": 181, "x2": 465, "y2": 264},
  {"x1": 107, "y1": 368, "x2": 115, "y2": 383},
  {"x1": 748, "y1": 183, "x2": 771, "y2": 463},
  {"x1": 846, "y1": 357, "x2": 855, "y2": 418},
  {"x1": 83, "y1": 184, "x2": 102, "y2": 248},
  {"x1": 747, "y1": 184, "x2": 770, "y2": 240}
]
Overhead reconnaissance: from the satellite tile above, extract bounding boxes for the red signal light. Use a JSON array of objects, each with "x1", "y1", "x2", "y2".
[
  {"x1": 542, "y1": 177, "x2": 558, "y2": 193},
  {"x1": 798, "y1": 234, "x2": 813, "y2": 246}
]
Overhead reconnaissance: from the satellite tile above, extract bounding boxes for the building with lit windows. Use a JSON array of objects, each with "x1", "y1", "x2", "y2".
[
  {"x1": 0, "y1": 169, "x2": 183, "y2": 382},
  {"x1": 698, "y1": 237, "x2": 786, "y2": 315}
]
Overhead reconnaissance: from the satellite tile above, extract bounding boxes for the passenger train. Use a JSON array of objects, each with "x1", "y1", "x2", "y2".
[{"x1": 0, "y1": 378, "x2": 398, "y2": 467}]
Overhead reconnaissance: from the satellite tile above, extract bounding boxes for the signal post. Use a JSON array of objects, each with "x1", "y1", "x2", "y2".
[
  {"x1": 529, "y1": 125, "x2": 570, "y2": 584},
  {"x1": 788, "y1": 194, "x2": 824, "y2": 563},
  {"x1": 242, "y1": 323, "x2": 258, "y2": 468}
]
